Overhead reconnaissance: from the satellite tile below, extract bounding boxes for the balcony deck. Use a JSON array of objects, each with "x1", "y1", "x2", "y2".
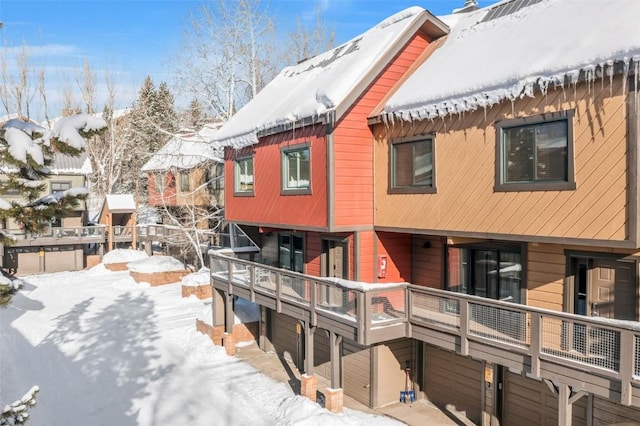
[{"x1": 209, "y1": 251, "x2": 640, "y2": 408}]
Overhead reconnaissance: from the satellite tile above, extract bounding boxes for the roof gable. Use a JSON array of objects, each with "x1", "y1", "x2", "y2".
[
  {"x1": 382, "y1": 0, "x2": 640, "y2": 121},
  {"x1": 142, "y1": 126, "x2": 223, "y2": 172},
  {"x1": 215, "y1": 7, "x2": 448, "y2": 149}
]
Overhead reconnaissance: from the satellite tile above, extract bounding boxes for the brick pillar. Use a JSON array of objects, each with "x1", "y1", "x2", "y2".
[
  {"x1": 301, "y1": 374, "x2": 318, "y2": 402},
  {"x1": 212, "y1": 325, "x2": 225, "y2": 346},
  {"x1": 224, "y1": 333, "x2": 236, "y2": 356},
  {"x1": 325, "y1": 388, "x2": 343, "y2": 413}
]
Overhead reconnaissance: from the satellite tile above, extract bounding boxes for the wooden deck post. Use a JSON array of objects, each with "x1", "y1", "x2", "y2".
[
  {"x1": 558, "y1": 383, "x2": 572, "y2": 426},
  {"x1": 459, "y1": 299, "x2": 469, "y2": 356},
  {"x1": 329, "y1": 330, "x2": 343, "y2": 389},
  {"x1": 619, "y1": 330, "x2": 634, "y2": 406},
  {"x1": 224, "y1": 291, "x2": 234, "y2": 334},
  {"x1": 107, "y1": 213, "x2": 113, "y2": 251},
  {"x1": 544, "y1": 379, "x2": 587, "y2": 426},
  {"x1": 211, "y1": 288, "x2": 226, "y2": 326},
  {"x1": 304, "y1": 321, "x2": 315, "y2": 375},
  {"x1": 530, "y1": 312, "x2": 542, "y2": 378}
]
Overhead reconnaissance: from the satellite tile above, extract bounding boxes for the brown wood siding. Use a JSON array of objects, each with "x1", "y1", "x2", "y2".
[
  {"x1": 593, "y1": 395, "x2": 640, "y2": 425},
  {"x1": 527, "y1": 243, "x2": 567, "y2": 311},
  {"x1": 175, "y1": 168, "x2": 218, "y2": 207},
  {"x1": 424, "y1": 346, "x2": 483, "y2": 424},
  {"x1": 527, "y1": 242, "x2": 640, "y2": 312},
  {"x1": 343, "y1": 340, "x2": 371, "y2": 407},
  {"x1": 225, "y1": 126, "x2": 328, "y2": 228},
  {"x1": 412, "y1": 236, "x2": 445, "y2": 289},
  {"x1": 374, "y1": 77, "x2": 629, "y2": 242},
  {"x1": 376, "y1": 231, "x2": 412, "y2": 283},
  {"x1": 503, "y1": 371, "x2": 587, "y2": 426},
  {"x1": 333, "y1": 32, "x2": 431, "y2": 228}
]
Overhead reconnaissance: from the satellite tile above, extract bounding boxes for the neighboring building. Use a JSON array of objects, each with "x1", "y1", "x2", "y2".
[
  {"x1": 368, "y1": 0, "x2": 640, "y2": 423},
  {"x1": 211, "y1": 0, "x2": 640, "y2": 424},
  {"x1": 0, "y1": 147, "x2": 93, "y2": 232},
  {"x1": 143, "y1": 124, "x2": 224, "y2": 230},
  {"x1": 97, "y1": 194, "x2": 137, "y2": 251},
  {"x1": 214, "y1": 3, "x2": 450, "y2": 413}
]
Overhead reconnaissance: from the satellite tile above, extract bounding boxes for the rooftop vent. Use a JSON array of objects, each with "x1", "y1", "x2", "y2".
[{"x1": 453, "y1": 0, "x2": 479, "y2": 14}]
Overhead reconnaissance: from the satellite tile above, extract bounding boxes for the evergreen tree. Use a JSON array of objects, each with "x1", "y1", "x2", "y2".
[
  {"x1": 0, "y1": 115, "x2": 105, "y2": 308},
  {"x1": 0, "y1": 115, "x2": 106, "y2": 244},
  {"x1": 156, "y1": 82, "x2": 178, "y2": 137},
  {"x1": 184, "y1": 98, "x2": 204, "y2": 129},
  {"x1": 120, "y1": 76, "x2": 179, "y2": 194}
]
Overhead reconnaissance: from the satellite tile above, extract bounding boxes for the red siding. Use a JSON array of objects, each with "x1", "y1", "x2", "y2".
[
  {"x1": 376, "y1": 231, "x2": 412, "y2": 283},
  {"x1": 225, "y1": 126, "x2": 328, "y2": 228},
  {"x1": 147, "y1": 171, "x2": 176, "y2": 206},
  {"x1": 333, "y1": 32, "x2": 431, "y2": 227},
  {"x1": 357, "y1": 230, "x2": 376, "y2": 282},
  {"x1": 306, "y1": 232, "x2": 322, "y2": 277}
]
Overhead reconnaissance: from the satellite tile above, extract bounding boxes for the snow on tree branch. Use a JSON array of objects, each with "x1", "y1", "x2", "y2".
[
  {"x1": 51, "y1": 114, "x2": 107, "y2": 150},
  {"x1": 0, "y1": 385, "x2": 39, "y2": 425}
]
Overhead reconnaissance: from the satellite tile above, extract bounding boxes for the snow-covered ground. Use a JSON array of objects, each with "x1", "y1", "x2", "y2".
[{"x1": 0, "y1": 263, "x2": 401, "y2": 425}]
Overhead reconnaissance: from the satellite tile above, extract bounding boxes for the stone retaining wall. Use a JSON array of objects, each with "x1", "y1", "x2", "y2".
[
  {"x1": 196, "y1": 319, "x2": 259, "y2": 346},
  {"x1": 181, "y1": 283, "x2": 212, "y2": 299},
  {"x1": 104, "y1": 262, "x2": 129, "y2": 271},
  {"x1": 130, "y1": 270, "x2": 190, "y2": 286}
]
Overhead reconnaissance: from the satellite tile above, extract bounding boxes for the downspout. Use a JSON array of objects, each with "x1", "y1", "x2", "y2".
[
  {"x1": 326, "y1": 111, "x2": 336, "y2": 232},
  {"x1": 628, "y1": 73, "x2": 640, "y2": 247}
]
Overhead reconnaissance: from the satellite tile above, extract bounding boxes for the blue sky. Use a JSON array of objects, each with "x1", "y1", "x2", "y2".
[{"x1": 0, "y1": 0, "x2": 499, "y2": 119}]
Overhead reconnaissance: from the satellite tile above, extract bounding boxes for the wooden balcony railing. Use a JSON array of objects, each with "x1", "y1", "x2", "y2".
[
  {"x1": 209, "y1": 251, "x2": 640, "y2": 406},
  {"x1": 8, "y1": 225, "x2": 107, "y2": 246}
]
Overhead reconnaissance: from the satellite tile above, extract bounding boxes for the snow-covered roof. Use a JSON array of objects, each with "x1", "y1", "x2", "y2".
[
  {"x1": 142, "y1": 126, "x2": 224, "y2": 172},
  {"x1": 50, "y1": 151, "x2": 93, "y2": 175},
  {"x1": 214, "y1": 7, "x2": 448, "y2": 149},
  {"x1": 381, "y1": 0, "x2": 640, "y2": 121},
  {"x1": 104, "y1": 194, "x2": 136, "y2": 212}
]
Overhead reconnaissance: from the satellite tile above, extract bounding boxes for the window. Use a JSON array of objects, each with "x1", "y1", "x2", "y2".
[
  {"x1": 390, "y1": 137, "x2": 435, "y2": 194},
  {"x1": 179, "y1": 171, "x2": 189, "y2": 192},
  {"x1": 446, "y1": 244, "x2": 523, "y2": 304},
  {"x1": 278, "y1": 233, "x2": 304, "y2": 273},
  {"x1": 51, "y1": 181, "x2": 71, "y2": 193},
  {"x1": 495, "y1": 110, "x2": 575, "y2": 191},
  {"x1": 234, "y1": 156, "x2": 254, "y2": 195},
  {"x1": 282, "y1": 144, "x2": 310, "y2": 194},
  {"x1": 155, "y1": 174, "x2": 165, "y2": 192}
]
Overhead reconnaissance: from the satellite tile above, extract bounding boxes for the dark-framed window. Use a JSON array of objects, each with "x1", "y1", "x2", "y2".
[
  {"x1": 495, "y1": 110, "x2": 575, "y2": 192},
  {"x1": 390, "y1": 136, "x2": 435, "y2": 194},
  {"x1": 278, "y1": 233, "x2": 304, "y2": 273},
  {"x1": 205, "y1": 163, "x2": 224, "y2": 192},
  {"x1": 446, "y1": 243, "x2": 524, "y2": 304},
  {"x1": 179, "y1": 171, "x2": 190, "y2": 192},
  {"x1": 282, "y1": 143, "x2": 311, "y2": 194},
  {"x1": 234, "y1": 156, "x2": 254, "y2": 196},
  {"x1": 51, "y1": 181, "x2": 71, "y2": 193}
]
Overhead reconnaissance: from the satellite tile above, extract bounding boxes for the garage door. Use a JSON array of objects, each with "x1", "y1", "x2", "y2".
[
  {"x1": 503, "y1": 371, "x2": 587, "y2": 426},
  {"x1": 45, "y1": 247, "x2": 77, "y2": 273},
  {"x1": 425, "y1": 346, "x2": 483, "y2": 424},
  {"x1": 593, "y1": 395, "x2": 640, "y2": 424},
  {"x1": 343, "y1": 340, "x2": 371, "y2": 407},
  {"x1": 269, "y1": 312, "x2": 301, "y2": 370},
  {"x1": 314, "y1": 329, "x2": 331, "y2": 379}
]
